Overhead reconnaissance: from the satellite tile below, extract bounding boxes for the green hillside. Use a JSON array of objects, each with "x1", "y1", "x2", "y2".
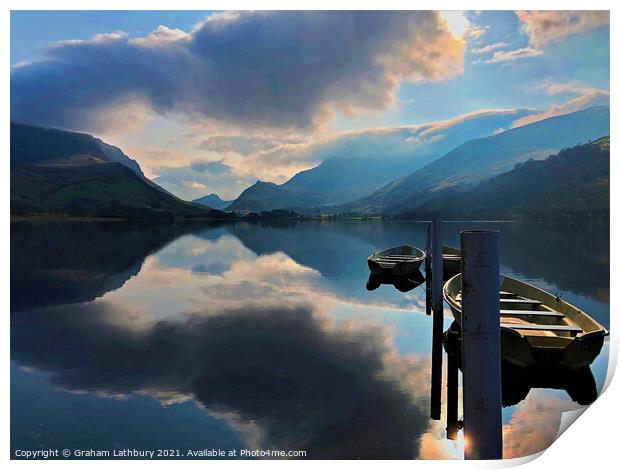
[
  {"x1": 408, "y1": 136, "x2": 610, "y2": 219},
  {"x1": 10, "y1": 123, "x2": 228, "y2": 219}
]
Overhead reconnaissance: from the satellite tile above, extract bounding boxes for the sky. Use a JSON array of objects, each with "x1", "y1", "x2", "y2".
[{"x1": 10, "y1": 10, "x2": 610, "y2": 200}]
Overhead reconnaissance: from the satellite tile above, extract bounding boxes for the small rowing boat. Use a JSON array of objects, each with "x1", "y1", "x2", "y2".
[
  {"x1": 367, "y1": 245, "x2": 425, "y2": 275},
  {"x1": 443, "y1": 273, "x2": 608, "y2": 369}
]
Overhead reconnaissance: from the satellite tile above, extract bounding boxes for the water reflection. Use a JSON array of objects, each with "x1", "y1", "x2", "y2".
[
  {"x1": 366, "y1": 270, "x2": 425, "y2": 292},
  {"x1": 10, "y1": 220, "x2": 609, "y2": 459},
  {"x1": 10, "y1": 222, "x2": 211, "y2": 311},
  {"x1": 12, "y1": 298, "x2": 434, "y2": 458}
]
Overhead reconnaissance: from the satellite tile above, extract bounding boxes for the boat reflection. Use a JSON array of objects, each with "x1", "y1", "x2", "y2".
[
  {"x1": 440, "y1": 322, "x2": 599, "y2": 440},
  {"x1": 366, "y1": 269, "x2": 425, "y2": 292}
]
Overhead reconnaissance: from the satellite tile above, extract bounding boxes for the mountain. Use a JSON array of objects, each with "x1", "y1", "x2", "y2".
[
  {"x1": 226, "y1": 181, "x2": 315, "y2": 212},
  {"x1": 346, "y1": 106, "x2": 610, "y2": 214},
  {"x1": 227, "y1": 109, "x2": 535, "y2": 212},
  {"x1": 192, "y1": 193, "x2": 233, "y2": 210},
  {"x1": 408, "y1": 136, "x2": 609, "y2": 219},
  {"x1": 10, "y1": 123, "x2": 227, "y2": 219}
]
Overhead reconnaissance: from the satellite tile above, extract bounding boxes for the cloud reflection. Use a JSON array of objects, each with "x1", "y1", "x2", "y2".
[{"x1": 12, "y1": 299, "x2": 439, "y2": 458}]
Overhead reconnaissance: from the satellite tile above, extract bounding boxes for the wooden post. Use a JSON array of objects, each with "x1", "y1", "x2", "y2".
[
  {"x1": 446, "y1": 329, "x2": 460, "y2": 440},
  {"x1": 425, "y1": 222, "x2": 432, "y2": 316},
  {"x1": 461, "y1": 230, "x2": 503, "y2": 460},
  {"x1": 431, "y1": 219, "x2": 443, "y2": 318},
  {"x1": 430, "y1": 219, "x2": 443, "y2": 420}
]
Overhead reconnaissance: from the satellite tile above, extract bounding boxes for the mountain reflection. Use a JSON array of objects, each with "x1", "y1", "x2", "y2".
[
  {"x1": 12, "y1": 301, "x2": 433, "y2": 459},
  {"x1": 10, "y1": 222, "x2": 212, "y2": 311}
]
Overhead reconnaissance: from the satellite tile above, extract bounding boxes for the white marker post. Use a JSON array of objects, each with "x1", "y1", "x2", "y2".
[{"x1": 461, "y1": 230, "x2": 503, "y2": 460}]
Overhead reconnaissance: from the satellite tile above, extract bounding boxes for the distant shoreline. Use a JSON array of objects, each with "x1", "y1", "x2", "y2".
[
  {"x1": 11, "y1": 214, "x2": 609, "y2": 223},
  {"x1": 10, "y1": 215, "x2": 239, "y2": 222}
]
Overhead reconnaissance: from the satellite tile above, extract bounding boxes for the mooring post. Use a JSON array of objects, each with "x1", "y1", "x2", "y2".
[
  {"x1": 430, "y1": 218, "x2": 443, "y2": 420},
  {"x1": 461, "y1": 230, "x2": 503, "y2": 460},
  {"x1": 446, "y1": 329, "x2": 460, "y2": 440},
  {"x1": 425, "y1": 221, "x2": 432, "y2": 316}
]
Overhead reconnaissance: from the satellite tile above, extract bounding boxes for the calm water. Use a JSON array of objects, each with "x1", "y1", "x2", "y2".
[{"x1": 10, "y1": 220, "x2": 610, "y2": 459}]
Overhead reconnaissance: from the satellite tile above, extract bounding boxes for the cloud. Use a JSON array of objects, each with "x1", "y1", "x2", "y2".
[
  {"x1": 517, "y1": 11, "x2": 609, "y2": 48},
  {"x1": 11, "y1": 11, "x2": 465, "y2": 134},
  {"x1": 512, "y1": 81, "x2": 609, "y2": 127},
  {"x1": 464, "y1": 25, "x2": 488, "y2": 39},
  {"x1": 486, "y1": 47, "x2": 543, "y2": 63},
  {"x1": 469, "y1": 42, "x2": 508, "y2": 54},
  {"x1": 414, "y1": 108, "x2": 527, "y2": 138}
]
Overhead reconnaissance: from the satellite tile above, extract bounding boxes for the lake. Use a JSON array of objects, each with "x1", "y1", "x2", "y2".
[{"x1": 10, "y1": 219, "x2": 610, "y2": 459}]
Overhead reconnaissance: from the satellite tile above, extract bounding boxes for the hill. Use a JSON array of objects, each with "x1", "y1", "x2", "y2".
[
  {"x1": 407, "y1": 136, "x2": 610, "y2": 219},
  {"x1": 345, "y1": 106, "x2": 610, "y2": 214},
  {"x1": 10, "y1": 123, "x2": 227, "y2": 219}
]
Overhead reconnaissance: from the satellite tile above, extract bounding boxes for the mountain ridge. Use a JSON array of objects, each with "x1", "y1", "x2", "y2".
[{"x1": 344, "y1": 106, "x2": 610, "y2": 214}]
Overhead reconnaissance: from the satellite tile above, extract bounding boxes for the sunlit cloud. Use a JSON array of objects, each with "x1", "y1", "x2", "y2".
[
  {"x1": 502, "y1": 390, "x2": 582, "y2": 458},
  {"x1": 517, "y1": 10, "x2": 609, "y2": 48},
  {"x1": 512, "y1": 81, "x2": 609, "y2": 128},
  {"x1": 441, "y1": 11, "x2": 470, "y2": 39},
  {"x1": 470, "y1": 42, "x2": 508, "y2": 54},
  {"x1": 464, "y1": 25, "x2": 489, "y2": 40},
  {"x1": 486, "y1": 46, "x2": 543, "y2": 63}
]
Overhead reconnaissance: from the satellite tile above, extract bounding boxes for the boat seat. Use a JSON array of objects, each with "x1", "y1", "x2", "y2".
[
  {"x1": 500, "y1": 291, "x2": 518, "y2": 297},
  {"x1": 500, "y1": 323, "x2": 582, "y2": 333},
  {"x1": 500, "y1": 298, "x2": 542, "y2": 305},
  {"x1": 500, "y1": 309, "x2": 564, "y2": 318}
]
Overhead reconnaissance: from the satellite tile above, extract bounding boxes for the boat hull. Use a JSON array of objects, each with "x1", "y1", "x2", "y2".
[
  {"x1": 443, "y1": 274, "x2": 607, "y2": 370},
  {"x1": 367, "y1": 245, "x2": 425, "y2": 276}
]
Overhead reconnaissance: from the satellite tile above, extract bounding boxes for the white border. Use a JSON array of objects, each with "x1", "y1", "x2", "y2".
[{"x1": 3, "y1": 1, "x2": 617, "y2": 469}]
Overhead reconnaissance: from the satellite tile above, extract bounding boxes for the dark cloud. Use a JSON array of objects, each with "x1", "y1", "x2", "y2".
[
  {"x1": 12, "y1": 301, "x2": 432, "y2": 458},
  {"x1": 11, "y1": 11, "x2": 464, "y2": 133}
]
